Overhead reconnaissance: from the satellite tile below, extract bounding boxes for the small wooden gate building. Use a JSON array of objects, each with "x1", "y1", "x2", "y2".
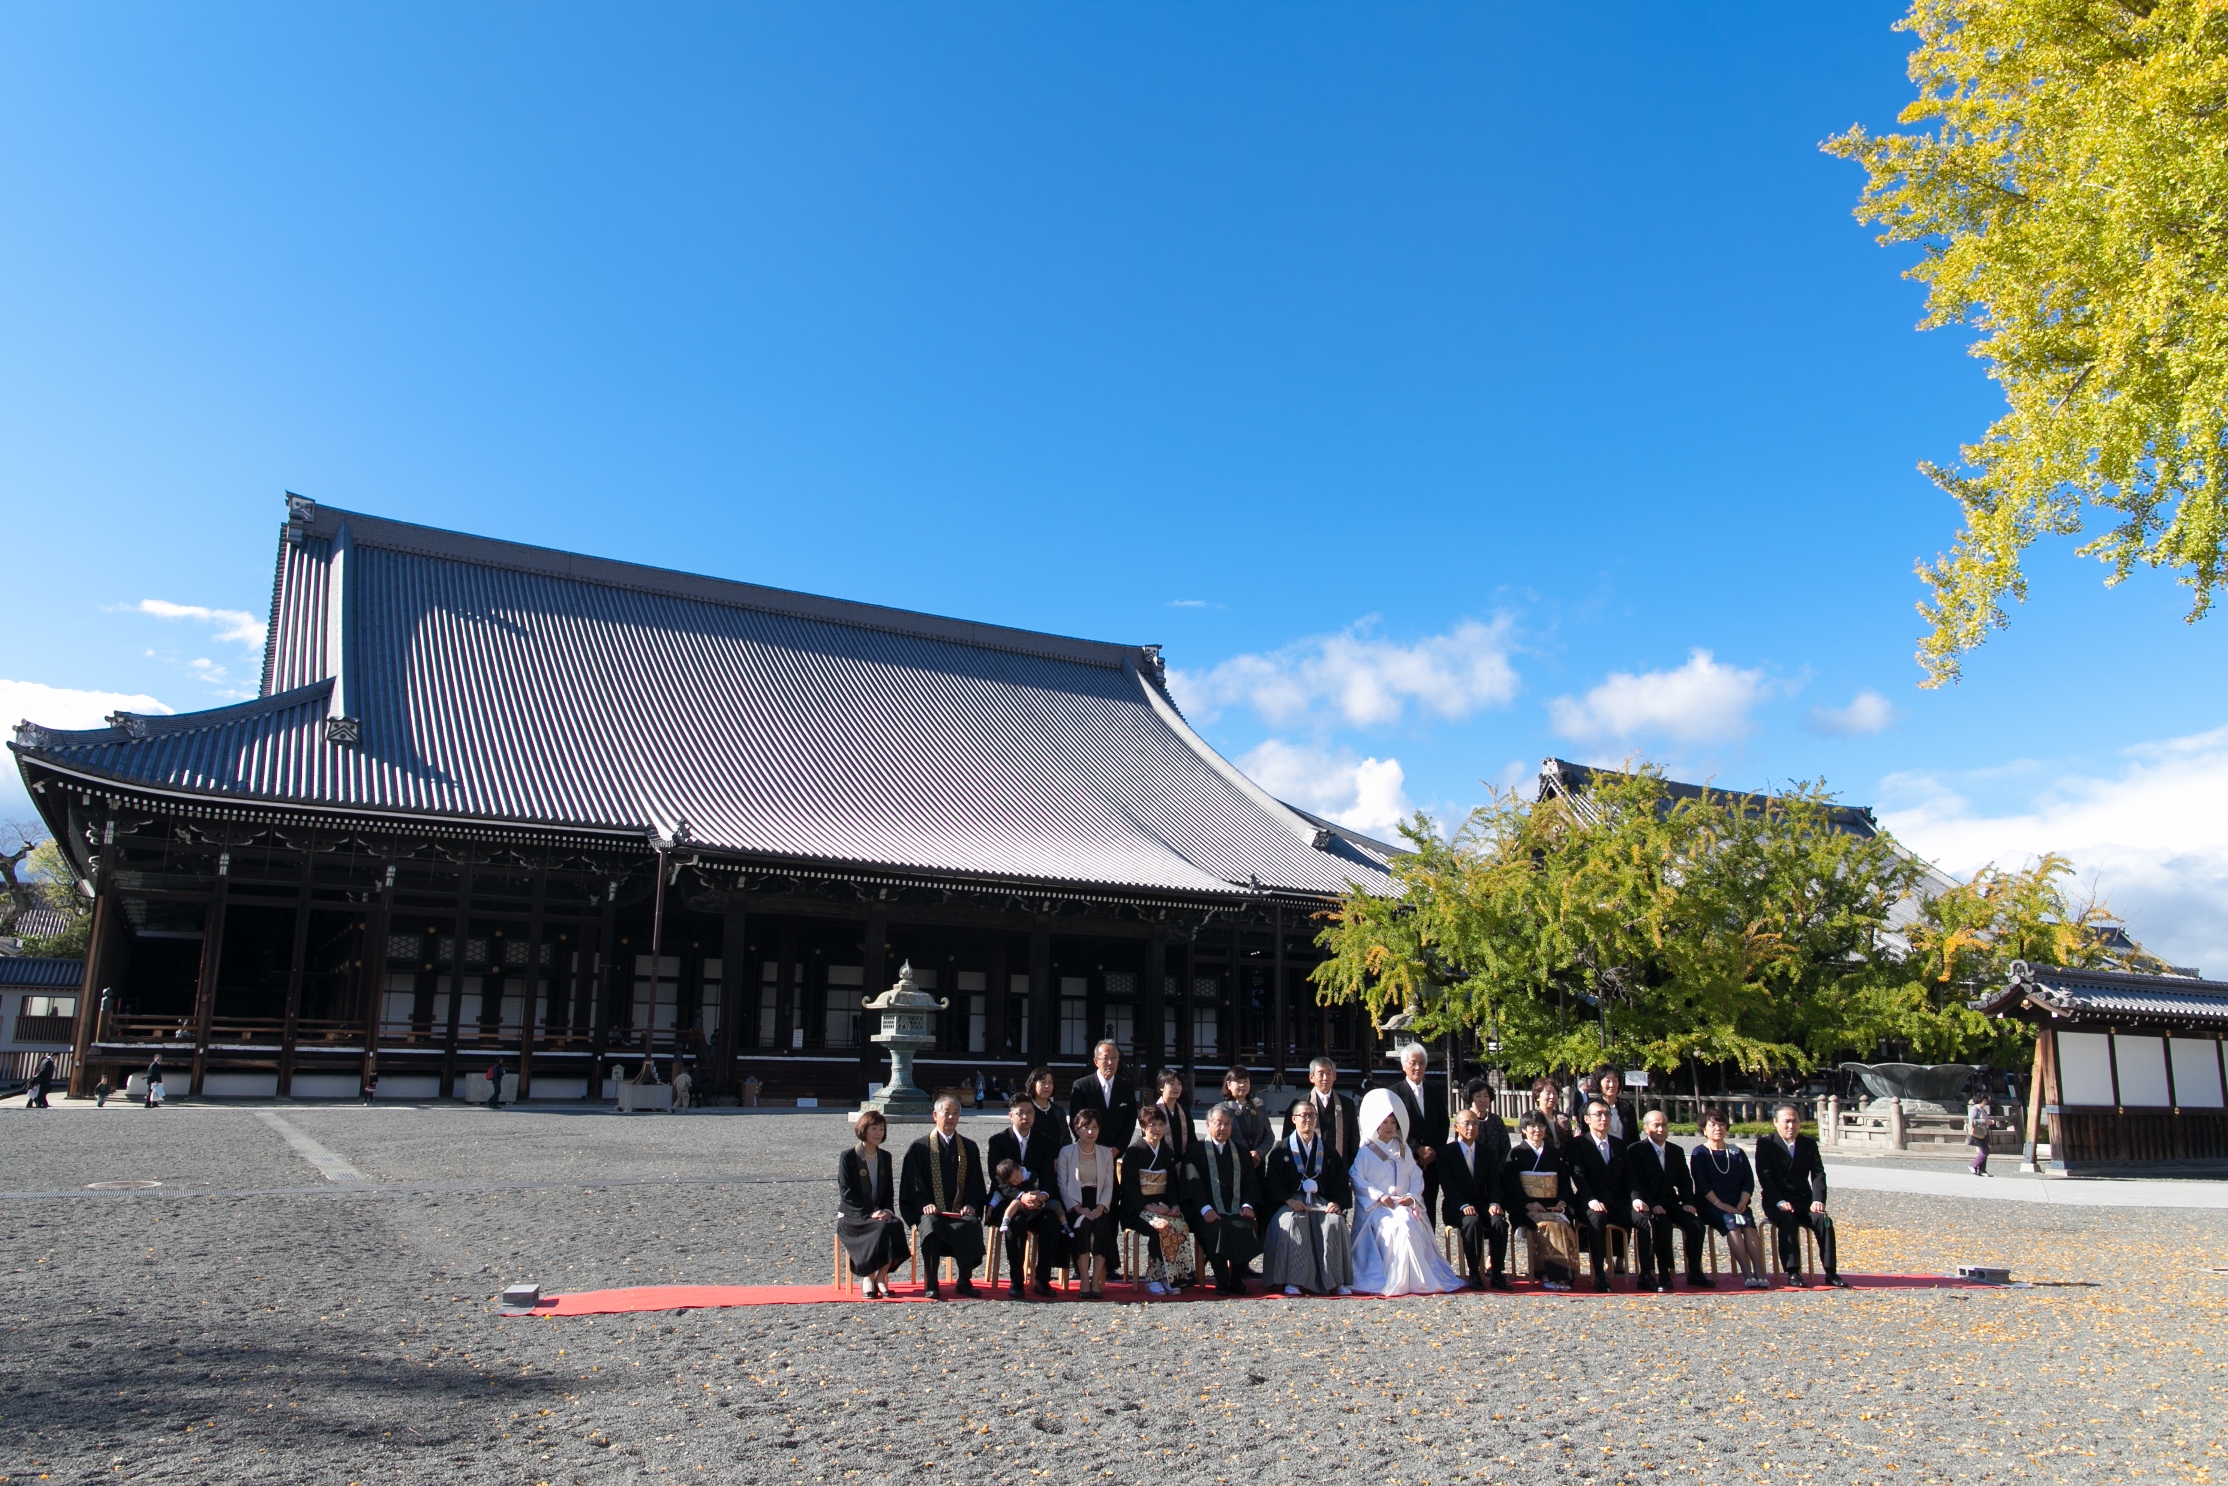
[{"x1": 1977, "y1": 960, "x2": 2228, "y2": 1173}]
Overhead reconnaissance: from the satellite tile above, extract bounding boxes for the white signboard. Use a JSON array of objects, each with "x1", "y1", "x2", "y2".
[{"x1": 1623, "y1": 1070, "x2": 1650, "y2": 1088}]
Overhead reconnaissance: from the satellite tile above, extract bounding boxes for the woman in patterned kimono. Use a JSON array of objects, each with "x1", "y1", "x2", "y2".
[{"x1": 1119, "y1": 1104, "x2": 1195, "y2": 1294}]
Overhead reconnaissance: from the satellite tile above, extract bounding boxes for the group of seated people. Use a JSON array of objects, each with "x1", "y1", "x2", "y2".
[{"x1": 835, "y1": 1043, "x2": 1846, "y2": 1300}]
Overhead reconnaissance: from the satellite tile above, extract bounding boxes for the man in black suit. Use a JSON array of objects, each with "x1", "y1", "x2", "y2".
[
  {"x1": 1184, "y1": 1102, "x2": 1262, "y2": 1293},
  {"x1": 1282, "y1": 1056, "x2": 1362, "y2": 1170},
  {"x1": 1568, "y1": 1098, "x2": 1634, "y2": 1292},
  {"x1": 1439, "y1": 1106, "x2": 1511, "y2": 1289},
  {"x1": 1626, "y1": 1107, "x2": 1708, "y2": 1291},
  {"x1": 1069, "y1": 1040, "x2": 1141, "y2": 1154},
  {"x1": 1387, "y1": 1043, "x2": 1447, "y2": 1231},
  {"x1": 983, "y1": 1094, "x2": 1066, "y2": 1297},
  {"x1": 899, "y1": 1095, "x2": 989, "y2": 1298},
  {"x1": 1755, "y1": 1103, "x2": 1847, "y2": 1287}
]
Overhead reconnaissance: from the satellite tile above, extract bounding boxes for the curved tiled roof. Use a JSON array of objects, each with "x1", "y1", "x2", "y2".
[
  {"x1": 1973, "y1": 961, "x2": 2228, "y2": 1029},
  {"x1": 13, "y1": 501, "x2": 1397, "y2": 900}
]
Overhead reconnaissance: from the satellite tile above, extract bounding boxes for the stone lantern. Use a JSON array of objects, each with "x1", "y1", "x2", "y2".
[{"x1": 857, "y1": 961, "x2": 947, "y2": 1120}]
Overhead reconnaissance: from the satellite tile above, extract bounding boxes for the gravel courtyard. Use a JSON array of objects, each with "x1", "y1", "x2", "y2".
[{"x1": 4, "y1": 1103, "x2": 2224, "y2": 1486}]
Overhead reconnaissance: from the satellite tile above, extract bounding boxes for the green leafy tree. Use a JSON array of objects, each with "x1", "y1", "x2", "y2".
[
  {"x1": 1312, "y1": 767, "x2": 1927, "y2": 1083},
  {"x1": 1826, "y1": 0, "x2": 2228, "y2": 684},
  {"x1": 3, "y1": 829, "x2": 91, "y2": 958}
]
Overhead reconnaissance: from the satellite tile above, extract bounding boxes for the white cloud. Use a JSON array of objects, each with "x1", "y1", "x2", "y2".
[
  {"x1": 1810, "y1": 688, "x2": 1902, "y2": 737},
  {"x1": 1878, "y1": 723, "x2": 2228, "y2": 975},
  {"x1": 1170, "y1": 617, "x2": 1518, "y2": 729},
  {"x1": 1239, "y1": 739, "x2": 1415, "y2": 840},
  {"x1": 1548, "y1": 649, "x2": 1770, "y2": 744},
  {"x1": 132, "y1": 599, "x2": 267, "y2": 648},
  {"x1": 2, "y1": 679, "x2": 173, "y2": 732}
]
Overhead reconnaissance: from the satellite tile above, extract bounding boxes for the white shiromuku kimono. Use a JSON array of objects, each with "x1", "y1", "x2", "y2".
[{"x1": 1349, "y1": 1088, "x2": 1466, "y2": 1297}]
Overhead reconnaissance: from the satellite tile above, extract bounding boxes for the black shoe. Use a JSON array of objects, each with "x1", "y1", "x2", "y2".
[
  {"x1": 1467, "y1": 1277, "x2": 1487, "y2": 1291},
  {"x1": 954, "y1": 1278, "x2": 979, "y2": 1297},
  {"x1": 1007, "y1": 1283, "x2": 1026, "y2": 1300},
  {"x1": 1827, "y1": 1274, "x2": 1851, "y2": 1289},
  {"x1": 1595, "y1": 1279, "x2": 1611, "y2": 1293},
  {"x1": 1033, "y1": 1283, "x2": 1059, "y2": 1298},
  {"x1": 1686, "y1": 1274, "x2": 1714, "y2": 1289},
  {"x1": 1490, "y1": 1277, "x2": 1512, "y2": 1292},
  {"x1": 923, "y1": 1281, "x2": 942, "y2": 1300},
  {"x1": 1787, "y1": 1274, "x2": 1809, "y2": 1288}
]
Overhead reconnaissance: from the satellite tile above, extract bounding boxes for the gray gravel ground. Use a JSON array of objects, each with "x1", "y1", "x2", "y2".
[{"x1": 4, "y1": 1102, "x2": 2225, "y2": 1486}]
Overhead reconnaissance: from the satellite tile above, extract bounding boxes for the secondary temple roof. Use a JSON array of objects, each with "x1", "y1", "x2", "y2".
[
  {"x1": 1975, "y1": 961, "x2": 2228, "y2": 1031},
  {"x1": 11, "y1": 498, "x2": 1398, "y2": 900}
]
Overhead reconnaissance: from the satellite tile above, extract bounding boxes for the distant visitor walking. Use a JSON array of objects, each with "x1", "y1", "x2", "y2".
[{"x1": 143, "y1": 1056, "x2": 164, "y2": 1108}]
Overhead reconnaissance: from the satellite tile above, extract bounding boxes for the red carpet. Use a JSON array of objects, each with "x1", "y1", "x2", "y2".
[{"x1": 513, "y1": 1273, "x2": 1979, "y2": 1317}]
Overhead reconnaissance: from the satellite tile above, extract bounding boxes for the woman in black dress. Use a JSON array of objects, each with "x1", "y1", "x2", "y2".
[
  {"x1": 1153, "y1": 1068, "x2": 1195, "y2": 1166},
  {"x1": 1688, "y1": 1107, "x2": 1765, "y2": 1288},
  {"x1": 837, "y1": 1110, "x2": 910, "y2": 1298},
  {"x1": 1025, "y1": 1066, "x2": 1071, "y2": 1149}
]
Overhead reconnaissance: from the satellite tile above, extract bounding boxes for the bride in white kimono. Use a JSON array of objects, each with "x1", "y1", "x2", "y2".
[{"x1": 1349, "y1": 1087, "x2": 1467, "y2": 1297}]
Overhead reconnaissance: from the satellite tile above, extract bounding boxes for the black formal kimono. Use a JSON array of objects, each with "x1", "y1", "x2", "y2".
[
  {"x1": 1068, "y1": 1070, "x2": 1142, "y2": 1154},
  {"x1": 1501, "y1": 1139, "x2": 1578, "y2": 1286},
  {"x1": 1153, "y1": 1099, "x2": 1197, "y2": 1166},
  {"x1": 1568, "y1": 1131, "x2": 1635, "y2": 1290},
  {"x1": 1262, "y1": 1132, "x2": 1355, "y2": 1212},
  {"x1": 899, "y1": 1130, "x2": 989, "y2": 1290},
  {"x1": 984, "y1": 1125, "x2": 1066, "y2": 1289},
  {"x1": 1281, "y1": 1090, "x2": 1362, "y2": 1171},
  {"x1": 1626, "y1": 1134, "x2": 1707, "y2": 1287},
  {"x1": 1754, "y1": 1131, "x2": 1840, "y2": 1279},
  {"x1": 1435, "y1": 1134, "x2": 1509, "y2": 1282},
  {"x1": 1182, "y1": 1136, "x2": 1262, "y2": 1291},
  {"x1": 1261, "y1": 1131, "x2": 1355, "y2": 1295},
  {"x1": 1119, "y1": 1137, "x2": 1188, "y2": 1233},
  {"x1": 836, "y1": 1146, "x2": 911, "y2": 1275},
  {"x1": 1221, "y1": 1095, "x2": 1276, "y2": 1165},
  {"x1": 1386, "y1": 1076, "x2": 1449, "y2": 1224}
]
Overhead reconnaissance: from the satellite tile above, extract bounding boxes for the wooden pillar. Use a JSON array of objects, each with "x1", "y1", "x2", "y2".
[
  {"x1": 189, "y1": 866, "x2": 230, "y2": 1098},
  {"x1": 517, "y1": 859, "x2": 547, "y2": 1100},
  {"x1": 358, "y1": 866, "x2": 393, "y2": 1098},
  {"x1": 860, "y1": 911, "x2": 887, "y2": 1090},
  {"x1": 1271, "y1": 905, "x2": 1289, "y2": 1081},
  {"x1": 439, "y1": 860, "x2": 476, "y2": 1099},
  {"x1": 1028, "y1": 928, "x2": 1053, "y2": 1065},
  {"x1": 772, "y1": 918, "x2": 798, "y2": 1058},
  {"x1": 1140, "y1": 929, "x2": 1167, "y2": 1076},
  {"x1": 987, "y1": 934, "x2": 1010, "y2": 1062},
  {"x1": 65, "y1": 887, "x2": 118, "y2": 1098},
  {"x1": 586, "y1": 878, "x2": 617, "y2": 1101},
  {"x1": 276, "y1": 888, "x2": 312, "y2": 1097},
  {"x1": 717, "y1": 894, "x2": 747, "y2": 1096},
  {"x1": 2039, "y1": 1025, "x2": 2063, "y2": 1170}
]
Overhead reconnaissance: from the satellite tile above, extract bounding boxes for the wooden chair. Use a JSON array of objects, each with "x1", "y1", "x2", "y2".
[
  {"x1": 833, "y1": 1224, "x2": 919, "y2": 1293},
  {"x1": 988, "y1": 1226, "x2": 1074, "y2": 1293}
]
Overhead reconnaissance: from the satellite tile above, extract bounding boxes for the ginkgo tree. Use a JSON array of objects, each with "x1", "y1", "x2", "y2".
[
  {"x1": 1826, "y1": 0, "x2": 2228, "y2": 684},
  {"x1": 1310, "y1": 765, "x2": 2158, "y2": 1082}
]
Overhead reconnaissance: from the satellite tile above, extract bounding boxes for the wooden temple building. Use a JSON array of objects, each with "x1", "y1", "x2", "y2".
[
  {"x1": 11, "y1": 497, "x2": 1400, "y2": 1104},
  {"x1": 1978, "y1": 960, "x2": 2228, "y2": 1172}
]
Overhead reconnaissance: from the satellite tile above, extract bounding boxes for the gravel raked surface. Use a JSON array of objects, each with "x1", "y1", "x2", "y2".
[{"x1": 4, "y1": 1102, "x2": 2226, "y2": 1485}]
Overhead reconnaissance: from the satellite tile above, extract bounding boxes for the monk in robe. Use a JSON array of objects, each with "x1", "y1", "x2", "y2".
[
  {"x1": 900, "y1": 1094, "x2": 988, "y2": 1298},
  {"x1": 1184, "y1": 1102, "x2": 1262, "y2": 1293},
  {"x1": 1262, "y1": 1097, "x2": 1354, "y2": 1295}
]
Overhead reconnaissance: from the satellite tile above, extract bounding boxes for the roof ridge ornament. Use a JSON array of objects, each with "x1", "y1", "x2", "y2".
[{"x1": 284, "y1": 491, "x2": 318, "y2": 545}]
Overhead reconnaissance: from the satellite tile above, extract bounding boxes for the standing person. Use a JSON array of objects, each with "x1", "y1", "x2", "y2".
[
  {"x1": 1502, "y1": 1112, "x2": 1579, "y2": 1290},
  {"x1": 144, "y1": 1056, "x2": 164, "y2": 1109},
  {"x1": 1592, "y1": 1066, "x2": 1639, "y2": 1145},
  {"x1": 671, "y1": 1062, "x2": 693, "y2": 1113},
  {"x1": 837, "y1": 1110, "x2": 910, "y2": 1300},
  {"x1": 1569, "y1": 1099, "x2": 1635, "y2": 1292},
  {"x1": 93, "y1": 1073, "x2": 112, "y2": 1108},
  {"x1": 1023, "y1": 1067, "x2": 1070, "y2": 1150},
  {"x1": 1282, "y1": 1056, "x2": 1362, "y2": 1170},
  {"x1": 899, "y1": 1095, "x2": 988, "y2": 1299},
  {"x1": 1438, "y1": 1107, "x2": 1511, "y2": 1290},
  {"x1": 972, "y1": 1070, "x2": 986, "y2": 1109},
  {"x1": 484, "y1": 1061, "x2": 506, "y2": 1110},
  {"x1": 1069, "y1": 1040, "x2": 1141, "y2": 1155},
  {"x1": 1967, "y1": 1091, "x2": 1993, "y2": 1177},
  {"x1": 1151, "y1": 1069, "x2": 1196, "y2": 1168},
  {"x1": 1119, "y1": 1104, "x2": 1194, "y2": 1294},
  {"x1": 1217, "y1": 1067, "x2": 1275, "y2": 1165},
  {"x1": 1347, "y1": 1088, "x2": 1466, "y2": 1296},
  {"x1": 1457, "y1": 1077, "x2": 1513, "y2": 1173},
  {"x1": 361, "y1": 1053, "x2": 378, "y2": 1105},
  {"x1": 1262, "y1": 1098, "x2": 1354, "y2": 1296},
  {"x1": 1628, "y1": 1109, "x2": 1709, "y2": 1291},
  {"x1": 1056, "y1": 1108, "x2": 1120, "y2": 1298},
  {"x1": 27, "y1": 1055, "x2": 54, "y2": 1109},
  {"x1": 1386, "y1": 1043, "x2": 1446, "y2": 1228},
  {"x1": 1184, "y1": 1103, "x2": 1261, "y2": 1294},
  {"x1": 1526, "y1": 1076, "x2": 1568, "y2": 1152},
  {"x1": 1690, "y1": 1108, "x2": 1765, "y2": 1288},
  {"x1": 1754, "y1": 1104, "x2": 1848, "y2": 1287},
  {"x1": 984, "y1": 1095, "x2": 1065, "y2": 1298}
]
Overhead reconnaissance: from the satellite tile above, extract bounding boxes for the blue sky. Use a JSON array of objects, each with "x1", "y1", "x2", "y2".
[{"x1": 5, "y1": 4, "x2": 2224, "y2": 968}]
